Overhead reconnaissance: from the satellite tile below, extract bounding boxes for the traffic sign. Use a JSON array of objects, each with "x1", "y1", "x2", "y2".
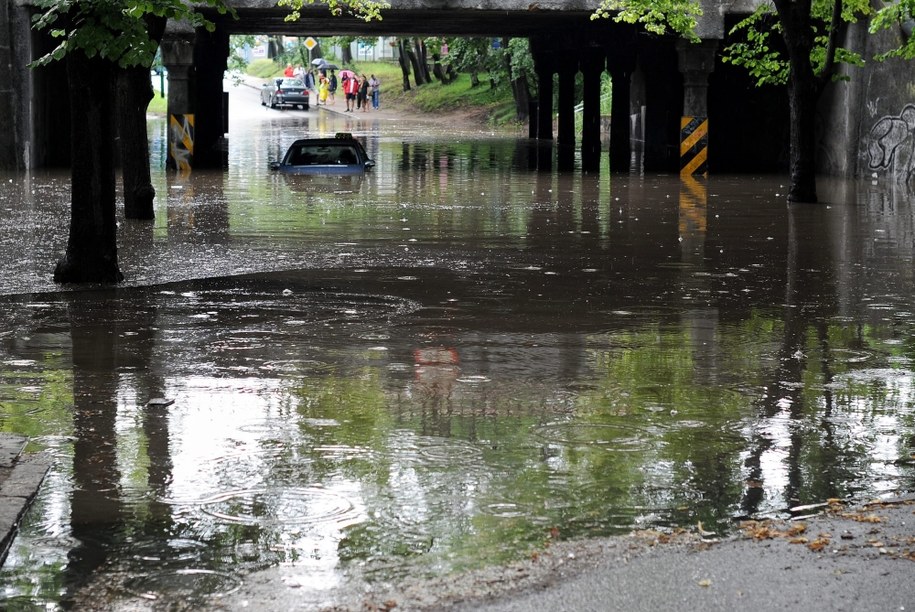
[{"x1": 304, "y1": 37, "x2": 318, "y2": 50}]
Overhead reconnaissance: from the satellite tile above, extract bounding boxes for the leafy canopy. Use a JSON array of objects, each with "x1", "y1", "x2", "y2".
[
  {"x1": 869, "y1": 0, "x2": 915, "y2": 60},
  {"x1": 30, "y1": 0, "x2": 235, "y2": 68},
  {"x1": 278, "y1": 0, "x2": 388, "y2": 22},
  {"x1": 592, "y1": 0, "x2": 703, "y2": 41}
]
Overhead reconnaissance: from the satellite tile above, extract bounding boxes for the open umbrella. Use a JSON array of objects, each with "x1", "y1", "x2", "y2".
[
  {"x1": 338, "y1": 69, "x2": 355, "y2": 80},
  {"x1": 311, "y1": 58, "x2": 339, "y2": 71}
]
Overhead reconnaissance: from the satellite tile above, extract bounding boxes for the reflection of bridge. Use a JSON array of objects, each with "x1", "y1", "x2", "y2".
[{"x1": 1, "y1": 0, "x2": 910, "y2": 180}]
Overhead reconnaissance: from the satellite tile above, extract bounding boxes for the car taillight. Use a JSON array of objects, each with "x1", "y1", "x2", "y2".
[{"x1": 277, "y1": 89, "x2": 283, "y2": 95}]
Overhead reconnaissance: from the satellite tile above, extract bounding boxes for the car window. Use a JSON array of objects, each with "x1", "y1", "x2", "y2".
[
  {"x1": 282, "y1": 79, "x2": 305, "y2": 88},
  {"x1": 286, "y1": 144, "x2": 360, "y2": 166}
]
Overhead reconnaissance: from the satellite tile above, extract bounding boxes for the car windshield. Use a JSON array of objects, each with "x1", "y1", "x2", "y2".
[
  {"x1": 281, "y1": 79, "x2": 305, "y2": 88},
  {"x1": 285, "y1": 144, "x2": 360, "y2": 166}
]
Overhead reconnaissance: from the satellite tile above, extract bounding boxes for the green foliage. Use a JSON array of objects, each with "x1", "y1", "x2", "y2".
[
  {"x1": 278, "y1": 0, "x2": 388, "y2": 22},
  {"x1": 723, "y1": 7, "x2": 789, "y2": 86},
  {"x1": 30, "y1": 0, "x2": 235, "y2": 68},
  {"x1": 228, "y1": 34, "x2": 258, "y2": 74},
  {"x1": 722, "y1": 0, "x2": 868, "y2": 87},
  {"x1": 870, "y1": 0, "x2": 915, "y2": 60},
  {"x1": 591, "y1": 0, "x2": 702, "y2": 41}
]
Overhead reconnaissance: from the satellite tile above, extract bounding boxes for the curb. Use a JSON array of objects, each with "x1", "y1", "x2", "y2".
[{"x1": 0, "y1": 434, "x2": 49, "y2": 566}]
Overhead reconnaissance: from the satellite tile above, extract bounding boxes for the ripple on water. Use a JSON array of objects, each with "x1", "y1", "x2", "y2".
[
  {"x1": 532, "y1": 421, "x2": 653, "y2": 452},
  {"x1": 414, "y1": 437, "x2": 484, "y2": 464},
  {"x1": 199, "y1": 487, "x2": 360, "y2": 527},
  {"x1": 122, "y1": 568, "x2": 242, "y2": 600}
]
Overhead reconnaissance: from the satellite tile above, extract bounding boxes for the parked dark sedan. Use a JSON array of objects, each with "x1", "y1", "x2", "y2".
[
  {"x1": 261, "y1": 78, "x2": 310, "y2": 110},
  {"x1": 269, "y1": 134, "x2": 374, "y2": 175}
]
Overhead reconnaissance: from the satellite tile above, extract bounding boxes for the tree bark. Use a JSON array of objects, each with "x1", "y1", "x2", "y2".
[
  {"x1": 774, "y1": 0, "x2": 821, "y2": 203},
  {"x1": 54, "y1": 51, "x2": 123, "y2": 283},
  {"x1": 397, "y1": 39, "x2": 412, "y2": 91},
  {"x1": 117, "y1": 66, "x2": 156, "y2": 219},
  {"x1": 406, "y1": 40, "x2": 426, "y2": 86},
  {"x1": 415, "y1": 38, "x2": 433, "y2": 84}
]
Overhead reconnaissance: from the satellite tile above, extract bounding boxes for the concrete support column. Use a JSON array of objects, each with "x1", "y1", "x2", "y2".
[
  {"x1": 193, "y1": 27, "x2": 229, "y2": 169},
  {"x1": 557, "y1": 59, "x2": 577, "y2": 171},
  {"x1": 0, "y1": 0, "x2": 26, "y2": 169},
  {"x1": 161, "y1": 35, "x2": 195, "y2": 172},
  {"x1": 677, "y1": 39, "x2": 717, "y2": 176},
  {"x1": 580, "y1": 50, "x2": 605, "y2": 173},
  {"x1": 530, "y1": 37, "x2": 556, "y2": 171},
  {"x1": 607, "y1": 39, "x2": 636, "y2": 173}
]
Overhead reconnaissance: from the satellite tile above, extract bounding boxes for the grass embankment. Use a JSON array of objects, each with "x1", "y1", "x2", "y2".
[{"x1": 147, "y1": 59, "x2": 520, "y2": 128}]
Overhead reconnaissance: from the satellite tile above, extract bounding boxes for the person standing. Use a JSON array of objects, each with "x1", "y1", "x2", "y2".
[
  {"x1": 318, "y1": 75, "x2": 329, "y2": 105},
  {"x1": 358, "y1": 75, "x2": 369, "y2": 112},
  {"x1": 293, "y1": 64, "x2": 304, "y2": 80},
  {"x1": 283, "y1": 63, "x2": 294, "y2": 77},
  {"x1": 369, "y1": 74, "x2": 380, "y2": 110},
  {"x1": 343, "y1": 74, "x2": 359, "y2": 111},
  {"x1": 328, "y1": 70, "x2": 337, "y2": 105}
]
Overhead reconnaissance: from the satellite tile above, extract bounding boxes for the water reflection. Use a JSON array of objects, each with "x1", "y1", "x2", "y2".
[{"x1": 0, "y1": 111, "x2": 914, "y2": 608}]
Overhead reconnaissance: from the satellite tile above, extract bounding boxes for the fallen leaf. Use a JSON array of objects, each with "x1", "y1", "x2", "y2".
[
  {"x1": 698, "y1": 579, "x2": 712, "y2": 587},
  {"x1": 788, "y1": 537, "x2": 809, "y2": 544},
  {"x1": 808, "y1": 538, "x2": 830, "y2": 552},
  {"x1": 786, "y1": 523, "x2": 807, "y2": 537}
]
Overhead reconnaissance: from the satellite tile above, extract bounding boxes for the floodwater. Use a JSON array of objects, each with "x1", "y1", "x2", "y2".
[{"x1": 1, "y1": 94, "x2": 914, "y2": 609}]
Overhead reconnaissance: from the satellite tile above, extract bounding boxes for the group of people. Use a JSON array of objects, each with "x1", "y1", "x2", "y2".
[
  {"x1": 341, "y1": 73, "x2": 380, "y2": 112},
  {"x1": 283, "y1": 63, "x2": 380, "y2": 111}
]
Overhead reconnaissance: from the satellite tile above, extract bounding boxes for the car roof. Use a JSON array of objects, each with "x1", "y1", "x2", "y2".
[{"x1": 288, "y1": 137, "x2": 364, "y2": 148}]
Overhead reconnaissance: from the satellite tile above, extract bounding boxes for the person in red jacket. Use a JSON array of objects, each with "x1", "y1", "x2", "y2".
[{"x1": 343, "y1": 74, "x2": 359, "y2": 112}]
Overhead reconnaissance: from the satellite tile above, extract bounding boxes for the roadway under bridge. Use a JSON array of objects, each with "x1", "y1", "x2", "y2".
[{"x1": 2, "y1": 0, "x2": 913, "y2": 181}]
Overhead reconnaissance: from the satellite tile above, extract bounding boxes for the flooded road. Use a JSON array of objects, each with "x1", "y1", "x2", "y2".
[{"x1": 1, "y1": 83, "x2": 914, "y2": 609}]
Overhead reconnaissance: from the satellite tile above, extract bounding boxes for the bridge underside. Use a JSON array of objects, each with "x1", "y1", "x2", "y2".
[{"x1": 208, "y1": 8, "x2": 608, "y2": 38}]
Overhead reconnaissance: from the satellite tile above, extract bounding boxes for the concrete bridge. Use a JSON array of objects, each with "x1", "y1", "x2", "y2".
[{"x1": 2, "y1": 0, "x2": 913, "y2": 182}]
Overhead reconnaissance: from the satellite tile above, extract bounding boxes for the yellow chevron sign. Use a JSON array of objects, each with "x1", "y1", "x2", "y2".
[{"x1": 680, "y1": 116, "x2": 708, "y2": 177}]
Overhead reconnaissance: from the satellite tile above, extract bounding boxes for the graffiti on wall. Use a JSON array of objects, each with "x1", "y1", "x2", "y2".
[
  {"x1": 168, "y1": 114, "x2": 194, "y2": 173},
  {"x1": 867, "y1": 104, "x2": 915, "y2": 184}
]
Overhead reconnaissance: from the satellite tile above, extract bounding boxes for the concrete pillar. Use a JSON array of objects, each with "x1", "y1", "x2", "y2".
[
  {"x1": 607, "y1": 41, "x2": 636, "y2": 173},
  {"x1": 530, "y1": 38, "x2": 555, "y2": 172},
  {"x1": 0, "y1": 0, "x2": 25, "y2": 169},
  {"x1": 193, "y1": 27, "x2": 229, "y2": 169},
  {"x1": 161, "y1": 35, "x2": 195, "y2": 172},
  {"x1": 557, "y1": 59, "x2": 577, "y2": 171},
  {"x1": 580, "y1": 50, "x2": 605, "y2": 173},
  {"x1": 677, "y1": 39, "x2": 717, "y2": 176}
]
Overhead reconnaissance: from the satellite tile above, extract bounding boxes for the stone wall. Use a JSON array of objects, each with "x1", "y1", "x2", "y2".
[{"x1": 819, "y1": 21, "x2": 915, "y2": 183}]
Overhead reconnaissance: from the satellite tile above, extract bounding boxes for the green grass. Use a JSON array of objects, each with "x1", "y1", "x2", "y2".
[
  {"x1": 344, "y1": 61, "x2": 518, "y2": 127},
  {"x1": 147, "y1": 92, "x2": 167, "y2": 115}
]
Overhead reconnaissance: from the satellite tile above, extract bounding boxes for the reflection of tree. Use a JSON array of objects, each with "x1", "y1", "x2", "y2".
[
  {"x1": 61, "y1": 290, "x2": 176, "y2": 603},
  {"x1": 63, "y1": 294, "x2": 125, "y2": 602},
  {"x1": 740, "y1": 206, "x2": 839, "y2": 516}
]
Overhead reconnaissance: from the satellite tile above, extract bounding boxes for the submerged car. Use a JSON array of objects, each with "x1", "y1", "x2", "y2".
[
  {"x1": 261, "y1": 77, "x2": 310, "y2": 110},
  {"x1": 269, "y1": 134, "x2": 375, "y2": 175}
]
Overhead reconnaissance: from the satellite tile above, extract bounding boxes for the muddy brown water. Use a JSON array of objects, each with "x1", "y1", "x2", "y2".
[{"x1": 0, "y1": 101, "x2": 913, "y2": 608}]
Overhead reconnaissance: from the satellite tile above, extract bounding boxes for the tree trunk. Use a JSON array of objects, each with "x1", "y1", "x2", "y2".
[
  {"x1": 406, "y1": 40, "x2": 426, "y2": 86},
  {"x1": 117, "y1": 66, "x2": 156, "y2": 220},
  {"x1": 470, "y1": 71, "x2": 480, "y2": 88},
  {"x1": 432, "y1": 54, "x2": 447, "y2": 83},
  {"x1": 341, "y1": 44, "x2": 353, "y2": 64},
  {"x1": 511, "y1": 75, "x2": 530, "y2": 121},
  {"x1": 415, "y1": 38, "x2": 433, "y2": 84},
  {"x1": 775, "y1": 0, "x2": 821, "y2": 203},
  {"x1": 786, "y1": 70, "x2": 819, "y2": 203},
  {"x1": 54, "y1": 51, "x2": 123, "y2": 283},
  {"x1": 397, "y1": 39, "x2": 412, "y2": 91}
]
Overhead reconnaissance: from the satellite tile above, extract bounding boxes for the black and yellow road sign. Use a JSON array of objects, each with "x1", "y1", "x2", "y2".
[{"x1": 680, "y1": 116, "x2": 708, "y2": 177}]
